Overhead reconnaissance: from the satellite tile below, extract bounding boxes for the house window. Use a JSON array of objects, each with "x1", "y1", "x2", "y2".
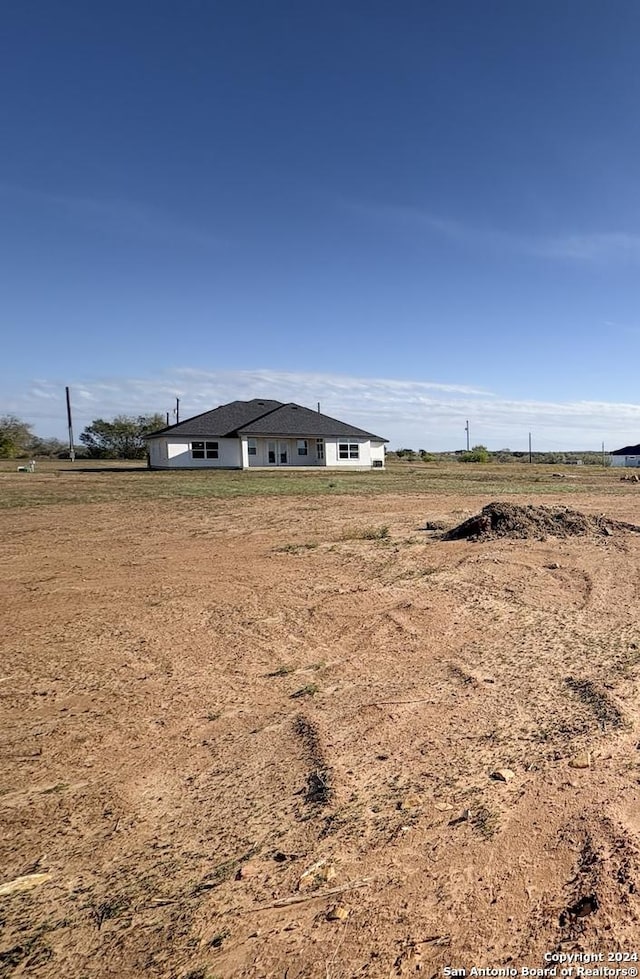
[
  {"x1": 192, "y1": 441, "x2": 218, "y2": 459},
  {"x1": 338, "y1": 443, "x2": 359, "y2": 460},
  {"x1": 316, "y1": 439, "x2": 324, "y2": 459},
  {"x1": 247, "y1": 439, "x2": 257, "y2": 456},
  {"x1": 297, "y1": 439, "x2": 308, "y2": 456}
]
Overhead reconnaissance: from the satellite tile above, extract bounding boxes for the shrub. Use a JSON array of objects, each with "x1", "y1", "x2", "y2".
[
  {"x1": 340, "y1": 524, "x2": 390, "y2": 541},
  {"x1": 460, "y1": 444, "x2": 489, "y2": 463}
]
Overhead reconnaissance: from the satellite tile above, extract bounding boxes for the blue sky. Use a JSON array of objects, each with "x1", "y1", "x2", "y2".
[{"x1": 3, "y1": 0, "x2": 640, "y2": 449}]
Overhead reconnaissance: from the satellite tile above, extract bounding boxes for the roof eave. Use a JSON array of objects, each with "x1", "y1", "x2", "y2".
[{"x1": 238, "y1": 430, "x2": 388, "y2": 441}]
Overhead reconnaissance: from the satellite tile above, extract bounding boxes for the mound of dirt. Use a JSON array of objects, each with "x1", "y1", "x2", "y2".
[{"x1": 442, "y1": 501, "x2": 640, "y2": 542}]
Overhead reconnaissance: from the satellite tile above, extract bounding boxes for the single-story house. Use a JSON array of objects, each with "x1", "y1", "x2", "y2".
[
  {"x1": 610, "y1": 444, "x2": 640, "y2": 468},
  {"x1": 145, "y1": 399, "x2": 388, "y2": 469}
]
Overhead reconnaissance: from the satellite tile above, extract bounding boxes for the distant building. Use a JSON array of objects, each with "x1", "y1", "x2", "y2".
[
  {"x1": 145, "y1": 399, "x2": 388, "y2": 470},
  {"x1": 610, "y1": 444, "x2": 640, "y2": 468}
]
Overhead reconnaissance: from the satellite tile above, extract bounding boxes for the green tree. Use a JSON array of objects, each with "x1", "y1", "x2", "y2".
[
  {"x1": 0, "y1": 415, "x2": 33, "y2": 458},
  {"x1": 493, "y1": 447, "x2": 516, "y2": 463},
  {"x1": 80, "y1": 414, "x2": 166, "y2": 459},
  {"x1": 460, "y1": 444, "x2": 490, "y2": 463},
  {"x1": 30, "y1": 436, "x2": 68, "y2": 457}
]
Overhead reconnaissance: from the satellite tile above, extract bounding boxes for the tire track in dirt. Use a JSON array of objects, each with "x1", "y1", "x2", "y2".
[{"x1": 5, "y1": 493, "x2": 640, "y2": 978}]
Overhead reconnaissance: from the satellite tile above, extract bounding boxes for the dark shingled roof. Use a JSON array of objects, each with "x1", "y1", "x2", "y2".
[
  {"x1": 146, "y1": 400, "x2": 387, "y2": 442},
  {"x1": 611, "y1": 444, "x2": 640, "y2": 455},
  {"x1": 238, "y1": 403, "x2": 387, "y2": 440},
  {"x1": 145, "y1": 400, "x2": 284, "y2": 438}
]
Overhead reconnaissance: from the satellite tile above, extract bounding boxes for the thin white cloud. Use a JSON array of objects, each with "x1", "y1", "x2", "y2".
[
  {"x1": 0, "y1": 182, "x2": 223, "y2": 248},
  {"x1": 3, "y1": 368, "x2": 640, "y2": 451},
  {"x1": 346, "y1": 200, "x2": 640, "y2": 265}
]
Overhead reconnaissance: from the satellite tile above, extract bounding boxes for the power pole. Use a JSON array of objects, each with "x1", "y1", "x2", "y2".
[
  {"x1": 65, "y1": 386, "x2": 75, "y2": 462},
  {"x1": 175, "y1": 397, "x2": 180, "y2": 424},
  {"x1": 528, "y1": 432, "x2": 532, "y2": 464},
  {"x1": 465, "y1": 420, "x2": 470, "y2": 451}
]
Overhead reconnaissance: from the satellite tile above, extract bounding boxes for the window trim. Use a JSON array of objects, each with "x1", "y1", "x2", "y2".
[
  {"x1": 338, "y1": 442, "x2": 360, "y2": 460},
  {"x1": 247, "y1": 438, "x2": 257, "y2": 456},
  {"x1": 297, "y1": 439, "x2": 308, "y2": 456},
  {"x1": 191, "y1": 440, "x2": 219, "y2": 460}
]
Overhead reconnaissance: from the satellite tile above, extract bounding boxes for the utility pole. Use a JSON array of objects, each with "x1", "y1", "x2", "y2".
[
  {"x1": 175, "y1": 397, "x2": 180, "y2": 424},
  {"x1": 65, "y1": 386, "x2": 75, "y2": 462},
  {"x1": 465, "y1": 420, "x2": 470, "y2": 451},
  {"x1": 528, "y1": 432, "x2": 532, "y2": 464}
]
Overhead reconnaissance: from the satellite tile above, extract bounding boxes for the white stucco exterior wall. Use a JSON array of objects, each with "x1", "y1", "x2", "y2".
[
  {"x1": 147, "y1": 437, "x2": 242, "y2": 468},
  {"x1": 147, "y1": 438, "x2": 164, "y2": 467},
  {"x1": 147, "y1": 434, "x2": 386, "y2": 469},
  {"x1": 324, "y1": 438, "x2": 382, "y2": 467},
  {"x1": 611, "y1": 455, "x2": 640, "y2": 467},
  {"x1": 370, "y1": 442, "x2": 385, "y2": 467}
]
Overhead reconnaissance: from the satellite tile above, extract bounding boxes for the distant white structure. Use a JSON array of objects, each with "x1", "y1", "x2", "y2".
[{"x1": 610, "y1": 444, "x2": 640, "y2": 467}]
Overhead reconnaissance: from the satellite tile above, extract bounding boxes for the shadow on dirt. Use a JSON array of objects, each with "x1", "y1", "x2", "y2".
[{"x1": 59, "y1": 467, "x2": 149, "y2": 474}]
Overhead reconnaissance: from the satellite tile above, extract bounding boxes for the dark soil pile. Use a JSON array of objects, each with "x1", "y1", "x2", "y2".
[{"x1": 442, "y1": 502, "x2": 640, "y2": 542}]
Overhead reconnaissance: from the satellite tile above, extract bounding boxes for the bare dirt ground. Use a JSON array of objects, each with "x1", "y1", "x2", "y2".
[{"x1": 3, "y1": 477, "x2": 640, "y2": 977}]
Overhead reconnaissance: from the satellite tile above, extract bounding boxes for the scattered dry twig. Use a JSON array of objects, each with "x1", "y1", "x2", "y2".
[
  {"x1": 145, "y1": 898, "x2": 176, "y2": 908},
  {"x1": 246, "y1": 877, "x2": 373, "y2": 912},
  {"x1": 406, "y1": 935, "x2": 450, "y2": 947},
  {"x1": 325, "y1": 912, "x2": 350, "y2": 978},
  {"x1": 357, "y1": 699, "x2": 434, "y2": 708}
]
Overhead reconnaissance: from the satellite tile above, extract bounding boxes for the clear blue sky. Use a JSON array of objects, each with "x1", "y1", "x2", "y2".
[{"x1": 3, "y1": 0, "x2": 640, "y2": 449}]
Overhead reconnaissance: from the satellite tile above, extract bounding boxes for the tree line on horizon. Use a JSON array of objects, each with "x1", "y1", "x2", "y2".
[
  {"x1": 390, "y1": 446, "x2": 609, "y2": 465},
  {"x1": 0, "y1": 415, "x2": 611, "y2": 465},
  {"x1": 0, "y1": 413, "x2": 166, "y2": 459}
]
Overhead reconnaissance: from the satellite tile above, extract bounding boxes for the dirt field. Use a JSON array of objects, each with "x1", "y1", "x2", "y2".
[{"x1": 3, "y1": 464, "x2": 640, "y2": 978}]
